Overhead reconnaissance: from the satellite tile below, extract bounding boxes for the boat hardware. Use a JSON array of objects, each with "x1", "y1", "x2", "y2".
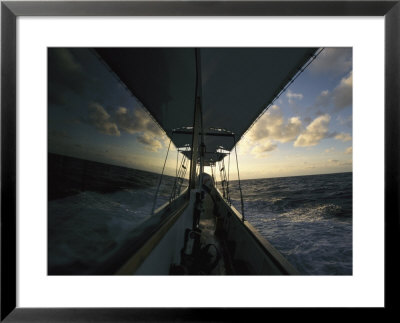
[
  {"x1": 172, "y1": 129, "x2": 235, "y2": 138},
  {"x1": 179, "y1": 228, "x2": 221, "y2": 275}
]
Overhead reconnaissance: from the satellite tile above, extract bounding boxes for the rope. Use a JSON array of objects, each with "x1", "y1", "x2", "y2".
[
  {"x1": 151, "y1": 138, "x2": 172, "y2": 215},
  {"x1": 233, "y1": 135, "x2": 245, "y2": 221}
]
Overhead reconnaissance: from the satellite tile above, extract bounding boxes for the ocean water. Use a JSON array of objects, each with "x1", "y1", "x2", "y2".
[
  {"x1": 48, "y1": 153, "x2": 180, "y2": 274},
  {"x1": 48, "y1": 154, "x2": 352, "y2": 275},
  {"x1": 227, "y1": 173, "x2": 352, "y2": 275}
]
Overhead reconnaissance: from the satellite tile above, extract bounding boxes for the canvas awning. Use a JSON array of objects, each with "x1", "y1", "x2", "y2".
[{"x1": 95, "y1": 48, "x2": 318, "y2": 164}]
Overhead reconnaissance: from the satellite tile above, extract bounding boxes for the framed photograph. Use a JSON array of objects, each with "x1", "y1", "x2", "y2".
[{"x1": 2, "y1": 0, "x2": 398, "y2": 320}]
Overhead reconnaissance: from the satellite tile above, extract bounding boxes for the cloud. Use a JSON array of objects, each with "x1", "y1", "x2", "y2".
[
  {"x1": 339, "y1": 161, "x2": 353, "y2": 167},
  {"x1": 114, "y1": 106, "x2": 165, "y2": 151},
  {"x1": 242, "y1": 105, "x2": 305, "y2": 157},
  {"x1": 286, "y1": 90, "x2": 303, "y2": 104},
  {"x1": 337, "y1": 115, "x2": 353, "y2": 128},
  {"x1": 335, "y1": 132, "x2": 352, "y2": 142},
  {"x1": 236, "y1": 137, "x2": 253, "y2": 156},
  {"x1": 251, "y1": 140, "x2": 278, "y2": 157},
  {"x1": 85, "y1": 103, "x2": 166, "y2": 151},
  {"x1": 136, "y1": 133, "x2": 163, "y2": 152},
  {"x1": 314, "y1": 90, "x2": 331, "y2": 108},
  {"x1": 332, "y1": 71, "x2": 352, "y2": 110},
  {"x1": 312, "y1": 71, "x2": 352, "y2": 111},
  {"x1": 115, "y1": 107, "x2": 162, "y2": 136},
  {"x1": 327, "y1": 159, "x2": 352, "y2": 167},
  {"x1": 345, "y1": 146, "x2": 353, "y2": 154},
  {"x1": 325, "y1": 147, "x2": 335, "y2": 153},
  {"x1": 248, "y1": 105, "x2": 303, "y2": 143},
  {"x1": 308, "y1": 48, "x2": 352, "y2": 76},
  {"x1": 88, "y1": 103, "x2": 120, "y2": 136},
  {"x1": 294, "y1": 114, "x2": 331, "y2": 147}
]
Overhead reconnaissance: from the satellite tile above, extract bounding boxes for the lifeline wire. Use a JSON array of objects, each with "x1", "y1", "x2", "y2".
[
  {"x1": 151, "y1": 138, "x2": 172, "y2": 215},
  {"x1": 233, "y1": 135, "x2": 245, "y2": 221}
]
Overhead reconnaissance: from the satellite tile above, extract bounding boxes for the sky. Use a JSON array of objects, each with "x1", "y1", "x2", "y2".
[{"x1": 48, "y1": 47, "x2": 352, "y2": 180}]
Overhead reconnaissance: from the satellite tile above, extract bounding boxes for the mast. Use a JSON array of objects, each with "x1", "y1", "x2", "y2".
[
  {"x1": 189, "y1": 48, "x2": 204, "y2": 190},
  {"x1": 189, "y1": 97, "x2": 201, "y2": 189}
]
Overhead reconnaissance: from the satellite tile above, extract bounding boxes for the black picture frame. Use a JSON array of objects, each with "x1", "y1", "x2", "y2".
[{"x1": 1, "y1": 0, "x2": 398, "y2": 321}]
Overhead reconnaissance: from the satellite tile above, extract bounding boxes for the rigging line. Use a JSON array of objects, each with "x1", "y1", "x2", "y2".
[
  {"x1": 151, "y1": 138, "x2": 172, "y2": 216},
  {"x1": 223, "y1": 158, "x2": 228, "y2": 200},
  {"x1": 177, "y1": 154, "x2": 182, "y2": 179},
  {"x1": 219, "y1": 161, "x2": 225, "y2": 196},
  {"x1": 176, "y1": 149, "x2": 179, "y2": 178},
  {"x1": 233, "y1": 135, "x2": 245, "y2": 222},
  {"x1": 218, "y1": 161, "x2": 222, "y2": 196},
  {"x1": 180, "y1": 156, "x2": 188, "y2": 191},
  {"x1": 227, "y1": 152, "x2": 231, "y2": 204},
  {"x1": 170, "y1": 145, "x2": 182, "y2": 200},
  {"x1": 180, "y1": 155, "x2": 186, "y2": 178},
  {"x1": 219, "y1": 160, "x2": 226, "y2": 199},
  {"x1": 178, "y1": 155, "x2": 187, "y2": 189},
  {"x1": 171, "y1": 153, "x2": 187, "y2": 200}
]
